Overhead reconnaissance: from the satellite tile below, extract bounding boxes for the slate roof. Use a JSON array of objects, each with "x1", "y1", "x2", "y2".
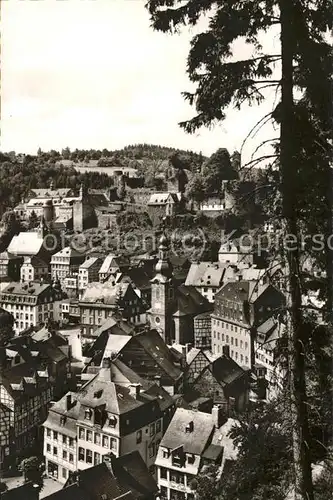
[
  {"x1": 170, "y1": 284, "x2": 212, "y2": 317},
  {"x1": 1, "y1": 482, "x2": 39, "y2": 500},
  {"x1": 8, "y1": 231, "x2": 44, "y2": 256},
  {"x1": 52, "y1": 246, "x2": 85, "y2": 259},
  {"x1": 92, "y1": 316, "x2": 135, "y2": 337},
  {"x1": 130, "y1": 329, "x2": 183, "y2": 382},
  {"x1": 160, "y1": 407, "x2": 215, "y2": 455},
  {"x1": 80, "y1": 257, "x2": 100, "y2": 269},
  {"x1": 80, "y1": 282, "x2": 130, "y2": 305},
  {"x1": 215, "y1": 280, "x2": 270, "y2": 304},
  {"x1": 210, "y1": 355, "x2": 246, "y2": 386},
  {"x1": 29, "y1": 188, "x2": 72, "y2": 198},
  {"x1": 1, "y1": 281, "x2": 52, "y2": 297},
  {"x1": 185, "y1": 262, "x2": 227, "y2": 288},
  {"x1": 147, "y1": 192, "x2": 179, "y2": 205}
]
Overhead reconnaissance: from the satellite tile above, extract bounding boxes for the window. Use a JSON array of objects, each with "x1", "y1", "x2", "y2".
[
  {"x1": 46, "y1": 444, "x2": 51, "y2": 452},
  {"x1": 79, "y1": 428, "x2": 85, "y2": 440},
  {"x1": 226, "y1": 335, "x2": 229, "y2": 343},
  {"x1": 94, "y1": 452, "x2": 101, "y2": 465},
  {"x1": 240, "y1": 340, "x2": 243, "y2": 348},
  {"x1": 46, "y1": 428, "x2": 51, "y2": 437},
  {"x1": 53, "y1": 431, "x2": 58, "y2": 440},
  {"x1": 235, "y1": 338, "x2": 238, "y2": 347},
  {"x1": 53, "y1": 447, "x2": 57, "y2": 456},
  {"x1": 94, "y1": 432, "x2": 101, "y2": 445},
  {"x1": 69, "y1": 453, "x2": 74, "y2": 463},
  {"x1": 163, "y1": 450, "x2": 169, "y2": 459},
  {"x1": 222, "y1": 333, "x2": 225, "y2": 341},
  {"x1": 241, "y1": 354, "x2": 244, "y2": 362},
  {"x1": 149, "y1": 442, "x2": 155, "y2": 458},
  {"x1": 150, "y1": 423, "x2": 155, "y2": 437},
  {"x1": 69, "y1": 438, "x2": 74, "y2": 448},
  {"x1": 84, "y1": 409, "x2": 92, "y2": 420},
  {"x1": 62, "y1": 468, "x2": 67, "y2": 479},
  {"x1": 156, "y1": 419, "x2": 161, "y2": 433},
  {"x1": 187, "y1": 454, "x2": 195, "y2": 464},
  {"x1": 109, "y1": 416, "x2": 117, "y2": 428},
  {"x1": 245, "y1": 342, "x2": 248, "y2": 350},
  {"x1": 86, "y1": 430, "x2": 92, "y2": 442},
  {"x1": 110, "y1": 438, "x2": 117, "y2": 451},
  {"x1": 136, "y1": 430, "x2": 142, "y2": 444},
  {"x1": 231, "y1": 337, "x2": 234, "y2": 345},
  {"x1": 86, "y1": 449, "x2": 93, "y2": 464},
  {"x1": 78, "y1": 447, "x2": 85, "y2": 461},
  {"x1": 102, "y1": 435, "x2": 109, "y2": 448},
  {"x1": 62, "y1": 450, "x2": 67, "y2": 460},
  {"x1": 62, "y1": 436, "x2": 67, "y2": 445}
]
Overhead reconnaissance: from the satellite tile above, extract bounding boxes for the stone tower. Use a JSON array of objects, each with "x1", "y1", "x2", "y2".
[{"x1": 149, "y1": 232, "x2": 174, "y2": 343}]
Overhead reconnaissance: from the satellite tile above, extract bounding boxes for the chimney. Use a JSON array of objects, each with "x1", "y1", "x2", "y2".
[
  {"x1": 154, "y1": 375, "x2": 161, "y2": 387},
  {"x1": 66, "y1": 394, "x2": 72, "y2": 411},
  {"x1": 129, "y1": 383, "x2": 141, "y2": 399},
  {"x1": 222, "y1": 344, "x2": 230, "y2": 357},
  {"x1": 185, "y1": 343, "x2": 192, "y2": 356},
  {"x1": 211, "y1": 404, "x2": 226, "y2": 429}
]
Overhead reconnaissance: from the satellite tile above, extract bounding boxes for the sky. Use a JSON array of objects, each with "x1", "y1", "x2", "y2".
[{"x1": 1, "y1": 0, "x2": 280, "y2": 159}]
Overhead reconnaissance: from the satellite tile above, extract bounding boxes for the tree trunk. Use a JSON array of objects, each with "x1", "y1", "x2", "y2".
[
  {"x1": 325, "y1": 165, "x2": 333, "y2": 323},
  {"x1": 279, "y1": 1, "x2": 314, "y2": 499}
]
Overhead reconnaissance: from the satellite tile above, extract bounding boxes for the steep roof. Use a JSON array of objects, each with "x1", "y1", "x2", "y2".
[
  {"x1": 80, "y1": 257, "x2": 101, "y2": 269},
  {"x1": 210, "y1": 355, "x2": 246, "y2": 386},
  {"x1": 1, "y1": 281, "x2": 52, "y2": 297},
  {"x1": 80, "y1": 282, "x2": 130, "y2": 305},
  {"x1": 215, "y1": 280, "x2": 270, "y2": 304},
  {"x1": 29, "y1": 188, "x2": 72, "y2": 198},
  {"x1": 185, "y1": 262, "x2": 227, "y2": 288},
  {"x1": 52, "y1": 246, "x2": 85, "y2": 259},
  {"x1": 160, "y1": 407, "x2": 215, "y2": 455},
  {"x1": 171, "y1": 285, "x2": 212, "y2": 317},
  {"x1": 147, "y1": 192, "x2": 178, "y2": 205},
  {"x1": 8, "y1": 231, "x2": 44, "y2": 256},
  {"x1": 130, "y1": 329, "x2": 183, "y2": 382}
]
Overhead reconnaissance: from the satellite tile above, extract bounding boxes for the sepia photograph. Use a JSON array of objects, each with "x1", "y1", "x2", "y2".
[{"x1": 0, "y1": 1, "x2": 332, "y2": 499}]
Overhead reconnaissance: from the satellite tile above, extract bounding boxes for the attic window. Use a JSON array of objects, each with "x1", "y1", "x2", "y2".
[
  {"x1": 185, "y1": 421, "x2": 194, "y2": 433},
  {"x1": 109, "y1": 416, "x2": 117, "y2": 427},
  {"x1": 60, "y1": 416, "x2": 67, "y2": 426},
  {"x1": 84, "y1": 409, "x2": 92, "y2": 420},
  {"x1": 94, "y1": 390, "x2": 103, "y2": 399}
]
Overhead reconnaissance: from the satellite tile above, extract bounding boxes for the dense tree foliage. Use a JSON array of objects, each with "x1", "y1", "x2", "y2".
[{"x1": 146, "y1": 1, "x2": 332, "y2": 499}]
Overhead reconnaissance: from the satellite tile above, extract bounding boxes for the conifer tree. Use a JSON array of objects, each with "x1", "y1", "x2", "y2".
[{"x1": 146, "y1": 1, "x2": 332, "y2": 498}]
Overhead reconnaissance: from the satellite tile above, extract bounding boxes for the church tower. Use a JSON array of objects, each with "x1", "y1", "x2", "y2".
[{"x1": 149, "y1": 232, "x2": 175, "y2": 343}]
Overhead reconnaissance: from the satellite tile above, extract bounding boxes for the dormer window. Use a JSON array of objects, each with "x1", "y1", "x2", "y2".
[
  {"x1": 187, "y1": 454, "x2": 195, "y2": 464},
  {"x1": 84, "y1": 409, "x2": 92, "y2": 420},
  {"x1": 185, "y1": 421, "x2": 194, "y2": 433},
  {"x1": 109, "y1": 416, "x2": 117, "y2": 428}
]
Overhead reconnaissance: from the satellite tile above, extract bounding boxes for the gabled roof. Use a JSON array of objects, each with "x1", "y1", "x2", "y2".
[
  {"x1": 160, "y1": 407, "x2": 215, "y2": 455},
  {"x1": 80, "y1": 282, "x2": 130, "y2": 305},
  {"x1": 1, "y1": 281, "x2": 52, "y2": 297},
  {"x1": 52, "y1": 246, "x2": 85, "y2": 259},
  {"x1": 185, "y1": 262, "x2": 227, "y2": 288},
  {"x1": 215, "y1": 280, "x2": 271, "y2": 304},
  {"x1": 128, "y1": 329, "x2": 183, "y2": 382},
  {"x1": 147, "y1": 192, "x2": 179, "y2": 205},
  {"x1": 29, "y1": 188, "x2": 72, "y2": 198},
  {"x1": 210, "y1": 355, "x2": 246, "y2": 386},
  {"x1": 92, "y1": 316, "x2": 135, "y2": 338},
  {"x1": 8, "y1": 231, "x2": 44, "y2": 257},
  {"x1": 80, "y1": 257, "x2": 101, "y2": 269},
  {"x1": 170, "y1": 285, "x2": 212, "y2": 317}
]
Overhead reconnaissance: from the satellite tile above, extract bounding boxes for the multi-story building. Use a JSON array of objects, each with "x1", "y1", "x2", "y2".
[
  {"x1": 0, "y1": 252, "x2": 23, "y2": 282},
  {"x1": 79, "y1": 282, "x2": 147, "y2": 337},
  {"x1": 155, "y1": 407, "x2": 226, "y2": 500},
  {"x1": 185, "y1": 262, "x2": 227, "y2": 303},
  {"x1": 0, "y1": 346, "x2": 53, "y2": 470},
  {"x1": 211, "y1": 280, "x2": 285, "y2": 369},
  {"x1": 63, "y1": 274, "x2": 79, "y2": 299},
  {"x1": 20, "y1": 256, "x2": 49, "y2": 283},
  {"x1": 0, "y1": 281, "x2": 64, "y2": 334},
  {"x1": 50, "y1": 247, "x2": 86, "y2": 287},
  {"x1": 43, "y1": 358, "x2": 175, "y2": 483},
  {"x1": 78, "y1": 257, "x2": 102, "y2": 296},
  {"x1": 0, "y1": 403, "x2": 10, "y2": 472},
  {"x1": 98, "y1": 254, "x2": 130, "y2": 282},
  {"x1": 193, "y1": 312, "x2": 212, "y2": 350}
]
